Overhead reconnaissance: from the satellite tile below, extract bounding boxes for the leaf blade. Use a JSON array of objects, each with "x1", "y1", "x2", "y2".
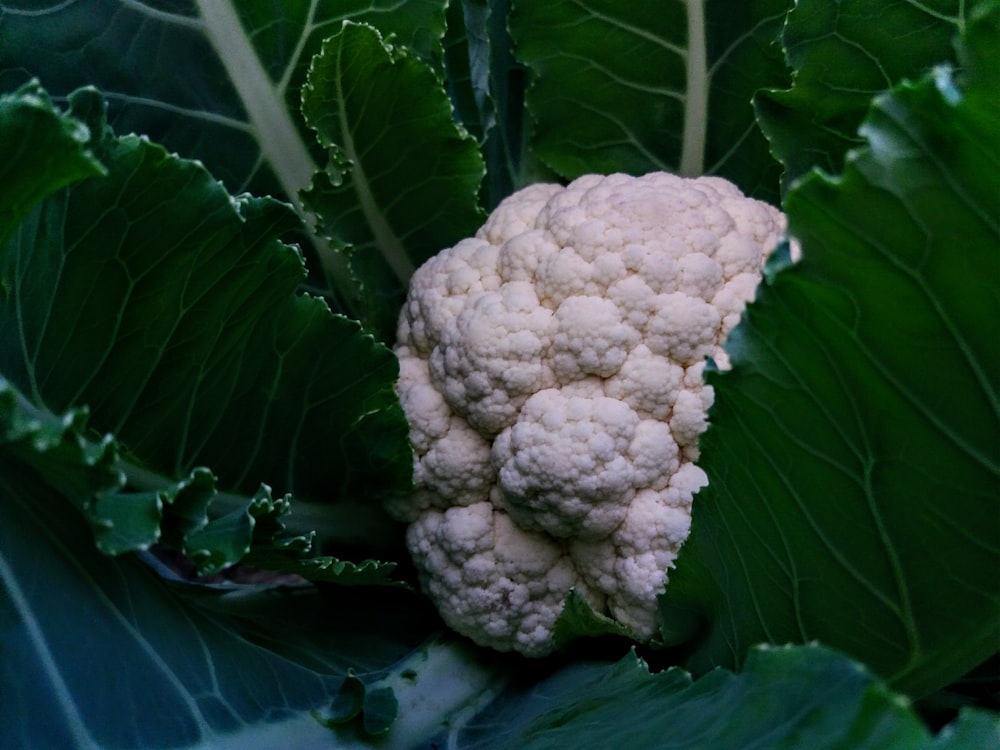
[
  {"x1": 509, "y1": 0, "x2": 790, "y2": 200},
  {"x1": 755, "y1": 0, "x2": 966, "y2": 189},
  {"x1": 450, "y1": 644, "x2": 952, "y2": 748},
  {"x1": 0, "y1": 81, "x2": 105, "y2": 247},
  {"x1": 0, "y1": 86, "x2": 411, "y2": 508},
  {"x1": 659, "y1": 5, "x2": 1000, "y2": 698},
  {"x1": 301, "y1": 22, "x2": 486, "y2": 340}
]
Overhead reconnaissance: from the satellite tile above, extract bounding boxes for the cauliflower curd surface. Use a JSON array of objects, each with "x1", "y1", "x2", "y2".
[{"x1": 389, "y1": 172, "x2": 785, "y2": 656}]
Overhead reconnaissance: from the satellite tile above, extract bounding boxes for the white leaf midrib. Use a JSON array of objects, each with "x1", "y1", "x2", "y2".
[
  {"x1": 194, "y1": 0, "x2": 315, "y2": 209},
  {"x1": 193, "y1": 0, "x2": 359, "y2": 301},
  {"x1": 680, "y1": 0, "x2": 708, "y2": 176},
  {"x1": 333, "y1": 25, "x2": 416, "y2": 284}
]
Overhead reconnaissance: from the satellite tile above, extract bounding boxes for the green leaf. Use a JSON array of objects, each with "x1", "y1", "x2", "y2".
[
  {"x1": 0, "y1": 455, "x2": 435, "y2": 747},
  {"x1": 444, "y1": 0, "x2": 548, "y2": 209},
  {"x1": 0, "y1": 80, "x2": 104, "y2": 246},
  {"x1": 448, "y1": 644, "x2": 990, "y2": 748},
  {"x1": 318, "y1": 670, "x2": 399, "y2": 736},
  {"x1": 0, "y1": 0, "x2": 446, "y2": 203},
  {"x1": 443, "y1": 0, "x2": 493, "y2": 145},
  {"x1": 509, "y1": 0, "x2": 791, "y2": 200},
  {"x1": 659, "y1": 4, "x2": 1000, "y2": 699},
  {"x1": 0, "y1": 370, "x2": 394, "y2": 582},
  {"x1": 0, "y1": 363, "x2": 434, "y2": 746},
  {"x1": 0, "y1": 0, "x2": 448, "y2": 315},
  {"x1": 552, "y1": 588, "x2": 638, "y2": 647},
  {"x1": 0, "y1": 472, "x2": 328, "y2": 748},
  {"x1": 301, "y1": 21, "x2": 486, "y2": 341},
  {"x1": 0, "y1": 86, "x2": 411, "y2": 511},
  {"x1": 929, "y1": 709, "x2": 1000, "y2": 750},
  {"x1": 0, "y1": 376, "x2": 191, "y2": 558},
  {"x1": 0, "y1": 377, "x2": 121, "y2": 515},
  {"x1": 755, "y1": 0, "x2": 966, "y2": 189}
]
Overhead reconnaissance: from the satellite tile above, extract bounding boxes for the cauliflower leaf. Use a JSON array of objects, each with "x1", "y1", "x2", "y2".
[{"x1": 660, "y1": 3, "x2": 1000, "y2": 699}]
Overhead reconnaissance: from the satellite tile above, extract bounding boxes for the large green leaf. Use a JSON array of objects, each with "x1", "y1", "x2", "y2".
[
  {"x1": 0, "y1": 81, "x2": 104, "y2": 246},
  {"x1": 301, "y1": 22, "x2": 486, "y2": 341},
  {"x1": 755, "y1": 0, "x2": 966, "y2": 189},
  {"x1": 659, "y1": 4, "x2": 1000, "y2": 699},
  {"x1": 0, "y1": 82, "x2": 436, "y2": 746},
  {"x1": 0, "y1": 362, "x2": 478, "y2": 747},
  {"x1": 0, "y1": 85, "x2": 410, "y2": 509},
  {"x1": 0, "y1": 470, "x2": 330, "y2": 749},
  {"x1": 443, "y1": 0, "x2": 494, "y2": 146},
  {"x1": 509, "y1": 0, "x2": 791, "y2": 201},
  {"x1": 0, "y1": 436, "x2": 436, "y2": 748},
  {"x1": 0, "y1": 83, "x2": 411, "y2": 584},
  {"x1": 0, "y1": 312, "x2": 394, "y2": 584},
  {"x1": 0, "y1": 0, "x2": 445, "y2": 203},
  {"x1": 444, "y1": 644, "x2": 997, "y2": 748},
  {"x1": 0, "y1": 0, "x2": 449, "y2": 316},
  {"x1": 443, "y1": 0, "x2": 555, "y2": 210}
]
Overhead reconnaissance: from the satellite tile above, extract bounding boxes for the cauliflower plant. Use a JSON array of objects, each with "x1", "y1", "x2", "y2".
[{"x1": 388, "y1": 172, "x2": 786, "y2": 656}]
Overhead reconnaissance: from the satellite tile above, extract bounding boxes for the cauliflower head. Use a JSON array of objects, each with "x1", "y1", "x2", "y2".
[{"x1": 389, "y1": 172, "x2": 785, "y2": 656}]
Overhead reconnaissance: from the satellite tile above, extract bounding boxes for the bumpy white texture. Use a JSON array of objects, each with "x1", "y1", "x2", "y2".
[{"x1": 391, "y1": 172, "x2": 785, "y2": 656}]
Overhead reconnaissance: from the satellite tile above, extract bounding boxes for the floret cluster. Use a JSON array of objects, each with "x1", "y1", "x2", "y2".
[{"x1": 388, "y1": 172, "x2": 786, "y2": 655}]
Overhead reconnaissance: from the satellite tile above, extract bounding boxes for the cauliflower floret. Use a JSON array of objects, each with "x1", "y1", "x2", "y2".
[
  {"x1": 429, "y1": 281, "x2": 556, "y2": 435},
  {"x1": 646, "y1": 292, "x2": 722, "y2": 365},
  {"x1": 550, "y1": 296, "x2": 639, "y2": 381},
  {"x1": 389, "y1": 172, "x2": 786, "y2": 656},
  {"x1": 572, "y1": 484, "x2": 695, "y2": 636},
  {"x1": 407, "y1": 503, "x2": 603, "y2": 656},
  {"x1": 393, "y1": 349, "x2": 450, "y2": 454},
  {"x1": 604, "y1": 344, "x2": 685, "y2": 421},
  {"x1": 477, "y1": 182, "x2": 565, "y2": 245},
  {"x1": 491, "y1": 390, "x2": 682, "y2": 544},
  {"x1": 398, "y1": 238, "x2": 502, "y2": 355},
  {"x1": 492, "y1": 390, "x2": 639, "y2": 540}
]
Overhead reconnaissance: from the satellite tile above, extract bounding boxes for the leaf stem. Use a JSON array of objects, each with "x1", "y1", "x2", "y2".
[
  {"x1": 323, "y1": 635, "x2": 509, "y2": 748},
  {"x1": 195, "y1": 0, "x2": 313, "y2": 207},
  {"x1": 680, "y1": 0, "x2": 708, "y2": 176},
  {"x1": 333, "y1": 25, "x2": 417, "y2": 286},
  {"x1": 194, "y1": 0, "x2": 359, "y2": 311}
]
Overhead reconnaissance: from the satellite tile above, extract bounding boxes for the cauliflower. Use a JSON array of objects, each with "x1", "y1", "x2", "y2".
[{"x1": 388, "y1": 172, "x2": 786, "y2": 656}]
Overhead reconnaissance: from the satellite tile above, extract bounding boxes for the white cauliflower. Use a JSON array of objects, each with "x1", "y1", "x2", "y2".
[{"x1": 388, "y1": 172, "x2": 786, "y2": 656}]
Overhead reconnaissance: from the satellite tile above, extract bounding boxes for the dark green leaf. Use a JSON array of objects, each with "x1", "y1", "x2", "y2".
[
  {"x1": 755, "y1": 0, "x2": 966, "y2": 189},
  {"x1": 0, "y1": 0, "x2": 449, "y2": 315},
  {"x1": 509, "y1": 0, "x2": 790, "y2": 201},
  {"x1": 0, "y1": 369, "x2": 395, "y2": 582},
  {"x1": 325, "y1": 671, "x2": 367, "y2": 724},
  {"x1": 0, "y1": 80, "x2": 104, "y2": 246},
  {"x1": 552, "y1": 588, "x2": 638, "y2": 647},
  {"x1": 928, "y1": 709, "x2": 1000, "y2": 750},
  {"x1": 444, "y1": 0, "x2": 492, "y2": 144},
  {"x1": 0, "y1": 361, "x2": 435, "y2": 746},
  {"x1": 316, "y1": 670, "x2": 399, "y2": 736},
  {"x1": 0, "y1": 454, "x2": 432, "y2": 747},
  {"x1": 0, "y1": 0, "x2": 446, "y2": 202},
  {"x1": 444, "y1": 0, "x2": 546, "y2": 209},
  {"x1": 660, "y1": 4, "x2": 1000, "y2": 699},
  {"x1": 0, "y1": 86, "x2": 411, "y2": 509},
  {"x1": 0, "y1": 456, "x2": 356, "y2": 748},
  {"x1": 450, "y1": 644, "x2": 985, "y2": 748},
  {"x1": 301, "y1": 22, "x2": 486, "y2": 341}
]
